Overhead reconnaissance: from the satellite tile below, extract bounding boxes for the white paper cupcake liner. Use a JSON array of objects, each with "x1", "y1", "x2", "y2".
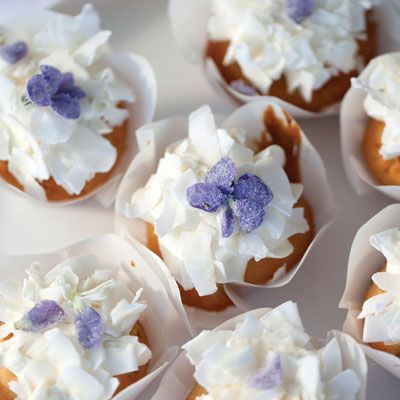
[
  {"x1": 0, "y1": 234, "x2": 191, "y2": 399},
  {"x1": 339, "y1": 204, "x2": 400, "y2": 379},
  {"x1": 150, "y1": 307, "x2": 368, "y2": 400},
  {"x1": 340, "y1": 57, "x2": 400, "y2": 201},
  {"x1": 115, "y1": 100, "x2": 335, "y2": 330},
  {"x1": 0, "y1": 0, "x2": 61, "y2": 23},
  {"x1": 168, "y1": 0, "x2": 400, "y2": 119},
  {"x1": 0, "y1": 8, "x2": 157, "y2": 207}
]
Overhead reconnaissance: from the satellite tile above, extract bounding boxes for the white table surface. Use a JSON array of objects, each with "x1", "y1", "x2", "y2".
[{"x1": 0, "y1": 0, "x2": 399, "y2": 398}]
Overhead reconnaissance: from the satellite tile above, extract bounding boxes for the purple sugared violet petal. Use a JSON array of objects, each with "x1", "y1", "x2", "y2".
[
  {"x1": 285, "y1": 0, "x2": 314, "y2": 24},
  {"x1": 187, "y1": 183, "x2": 227, "y2": 213},
  {"x1": 58, "y1": 72, "x2": 86, "y2": 100},
  {"x1": 205, "y1": 156, "x2": 236, "y2": 193},
  {"x1": 51, "y1": 94, "x2": 81, "y2": 120},
  {"x1": 27, "y1": 74, "x2": 52, "y2": 107},
  {"x1": 234, "y1": 173, "x2": 273, "y2": 207},
  {"x1": 236, "y1": 198, "x2": 265, "y2": 233},
  {"x1": 74, "y1": 306, "x2": 103, "y2": 349},
  {"x1": 0, "y1": 41, "x2": 28, "y2": 64},
  {"x1": 40, "y1": 65, "x2": 63, "y2": 96},
  {"x1": 247, "y1": 354, "x2": 282, "y2": 390},
  {"x1": 15, "y1": 300, "x2": 64, "y2": 332},
  {"x1": 221, "y1": 206, "x2": 235, "y2": 238}
]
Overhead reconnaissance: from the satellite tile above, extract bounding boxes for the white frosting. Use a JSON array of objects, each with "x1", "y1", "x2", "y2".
[
  {"x1": 358, "y1": 228, "x2": 400, "y2": 344},
  {"x1": 207, "y1": 0, "x2": 377, "y2": 102},
  {"x1": 352, "y1": 53, "x2": 400, "y2": 160},
  {"x1": 130, "y1": 105, "x2": 309, "y2": 296},
  {"x1": 184, "y1": 301, "x2": 361, "y2": 400},
  {"x1": 0, "y1": 4, "x2": 134, "y2": 198},
  {"x1": 0, "y1": 254, "x2": 151, "y2": 400}
]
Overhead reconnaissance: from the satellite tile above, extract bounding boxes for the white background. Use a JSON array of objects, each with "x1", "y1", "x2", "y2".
[{"x1": 0, "y1": 0, "x2": 398, "y2": 398}]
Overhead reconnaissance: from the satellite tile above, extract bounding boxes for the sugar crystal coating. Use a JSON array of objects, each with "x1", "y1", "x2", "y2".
[
  {"x1": 27, "y1": 74, "x2": 52, "y2": 107},
  {"x1": 221, "y1": 206, "x2": 235, "y2": 238},
  {"x1": 74, "y1": 306, "x2": 103, "y2": 348},
  {"x1": 236, "y1": 198, "x2": 266, "y2": 232},
  {"x1": 285, "y1": 0, "x2": 314, "y2": 24},
  {"x1": 16, "y1": 299, "x2": 64, "y2": 332},
  {"x1": 0, "y1": 41, "x2": 28, "y2": 64},
  {"x1": 187, "y1": 182, "x2": 227, "y2": 212},
  {"x1": 205, "y1": 156, "x2": 236, "y2": 193},
  {"x1": 234, "y1": 173, "x2": 273, "y2": 207},
  {"x1": 247, "y1": 354, "x2": 282, "y2": 390},
  {"x1": 51, "y1": 93, "x2": 81, "y2": 120}
]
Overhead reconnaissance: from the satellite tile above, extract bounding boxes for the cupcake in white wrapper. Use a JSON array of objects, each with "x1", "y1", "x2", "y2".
[
  {"x1": 115, "y1": 101, "x2": 334, "y2": 329},
  {"x1": 168, "y1": 0, "x2": 400, "y2": 118},
  {"x1": 341, "y1": 52, "x2": 400, "y2": 201},
  {"x1": 0, "y1": 4, "x2": 156, "y2": 205},
  {"x1": 340, "y1": 204, "x2": 400, "y2": 379},
  {"x1": 0, "y1": 234, "x2": 188, "y2": 400},
  {"x1": 151, "y1": 301, "x2": 368, "y2": 400}
]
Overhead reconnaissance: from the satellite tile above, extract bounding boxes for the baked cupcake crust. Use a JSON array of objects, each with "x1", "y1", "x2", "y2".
[
  {"x1": 245, "y1": 106, "x2": 315, "y2": 284},
  {"x1": 186, "y1": 384, "x2": 207, "y2": 400},
  {"x1": 113, "y1": 321, "x2": 150, "y2": 394},
  {"x1": 0, "y1": 321, "x2": 149, "y2": 399},
  {"x1": 146, "y1": 222, "x2": 234, "y2": 311},
  {"x1": 245, "y1": 195, "x2": 314, "y2": 284},
  {"x1": 0, "y1": 117, "x2": 129, "y2": 202},
  {"x1": 362, "y1": 118, "x2": 400, "y2": 186},
  {"x1": 206, "y1": 12, "x2": 377, "y2": 112}
]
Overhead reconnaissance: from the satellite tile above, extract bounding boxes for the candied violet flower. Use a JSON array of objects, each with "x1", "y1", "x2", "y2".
[
  {"x1": 285, "y1": 0, "x2": 314, "y2": 24},
  {"x1": 27, "y1": 65, "x2": 86, "y2": 120},
  {"x1": 15, "y1": 300, "x2": 64, "y2": 332},
  {"x1": 247, "y1": 354, "x2": 282, "y2": 390},
  {"x1": 74, "y1": 306, "x2": 103, "y2": 348},
  {"x1": 187, "y1": 157, "x2": 273, "y2": 237},
  {"x1": 0, "y1": 41, "x2": 28, "y2": 64}
]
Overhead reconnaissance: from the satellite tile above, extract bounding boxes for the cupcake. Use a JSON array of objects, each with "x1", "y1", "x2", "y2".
[
  {"x1": 341, "y1": 52, "x2": 400, "y2": 200},
  {"x1": 0, "y1": 4, "x2": 155, "y2": 202},
  {"x1": 0, "y1": 234, "x2": 184, "y2": 399},
  {"x1": 116, "y1": 101, "x2": 334, "y2": 313},
  {"x1": 152, "y1": 302, "x2": 367, "y2": 400},
  {"x1": 168, "y1": 0, "x2": 389, "y2": 115},
  {"x1": 340, "y1": 204, "x2": 400, "y2": 378},
  {"x1": 357, "y1": 228, "x2": 400, "y2": 356},
  {"x1": 205, "y1": 0, "x2": 377, "y2": 112},
  {"x1": 352, "y1": 53, "x2": 400, "y2": 186}
]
